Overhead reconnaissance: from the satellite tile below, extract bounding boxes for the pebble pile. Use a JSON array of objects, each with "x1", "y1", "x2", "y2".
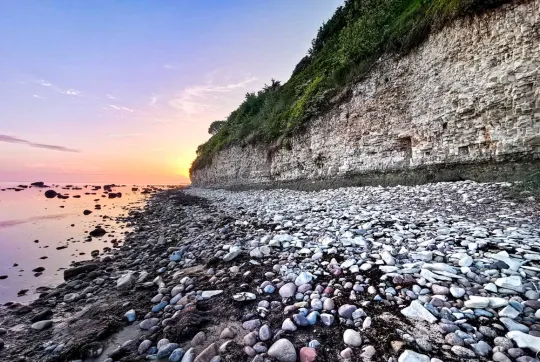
[{"x1": 0, "y1": 181, "x2": 539, "y2": 362}]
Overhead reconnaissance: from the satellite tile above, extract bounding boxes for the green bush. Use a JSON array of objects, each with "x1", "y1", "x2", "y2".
[
  {"x1": 523, "y1": 170, "x2": 540, "y2": 196},
  {"x1": 191, "y1": 0, "x2": 509, "y2": 173}
]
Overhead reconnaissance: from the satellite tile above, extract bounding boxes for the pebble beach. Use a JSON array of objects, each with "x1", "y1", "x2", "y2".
[{"x1": 1, "y1": 181, "x2": 540, "y2": 362}]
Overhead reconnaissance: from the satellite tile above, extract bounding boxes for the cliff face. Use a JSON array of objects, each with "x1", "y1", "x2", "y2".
[{"x1": 191, "y1": 0, "x2": 540, "y2": 189}]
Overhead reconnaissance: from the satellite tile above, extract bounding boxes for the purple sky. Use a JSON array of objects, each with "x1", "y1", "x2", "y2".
[{"x1": 0, "y1": 0, "x2": 342, "y2": 184}]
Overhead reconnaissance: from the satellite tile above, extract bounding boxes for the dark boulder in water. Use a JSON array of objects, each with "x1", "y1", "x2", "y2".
[
  {"x1": 44, "y1": 190, "x2": 57, "y2": 198},
  {"x1": 89, "y1": 227, "x2": 106, "y2": 237},
  {"x1": 64, "y1": 264, "x2": 98, "y2": 280},
  {"x1": 32, "y1": 267, "x2": 45, "y2": 273},
  {"x1": 83, "y1": 210, "x2": 92, "y2": 215},
  {"x1": 31, "y1": 181, "x2": 45, "y2": 187}
]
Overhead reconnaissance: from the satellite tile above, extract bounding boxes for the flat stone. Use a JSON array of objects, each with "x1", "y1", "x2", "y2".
[
  {"x1": 233, "y1": 292, "x2": 256, "y2": 301},
  {"x1": 507, "y1": 331, "x2": 540, "y2": 353},
  {"x1": 464, "y1": 296, "x2": 490, "y2": 308},
  {"x1": 420, "y1": 269, "x2": 451, "y2": 283},
  {"x1": 490, "y1": 251, "x2": 524, "y2": 271},
  {"x1": 201, "y1": 290, "x2": 223, "y2": 299},
  {"x1": 500, "y1": 318, "x2": 530, "y2": 332},
  {"x1": 423, "y1": 263, "x2": 457, "y2": 274},
  {"x1": 400, "y1": 300, "x2": 437, "y2": 323},
  {"x1": 397, "y1": 350, "x2": 430, "y2": 362},
  {"x1": 499, "y1": 305, "x2": 520, "y2": 319},
  {"x1": 223, "y1": 249, "x2": 241, "y2": 262},
  {"x1": 31, "y1": 320, "x2": 52, "y2": 330},
  {"x1": 495, "y1": 276, "x2": 524, "y2": 293},
  {"x1": 489, "y1": 297, "x2": 509, "y2": 308}
]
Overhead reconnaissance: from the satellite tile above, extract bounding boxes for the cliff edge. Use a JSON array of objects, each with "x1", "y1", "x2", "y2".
[{"x1": 191, "y1": 0, "x2": 540, "y2": 189}]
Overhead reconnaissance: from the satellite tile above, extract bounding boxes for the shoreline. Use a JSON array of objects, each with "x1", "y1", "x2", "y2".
[{"x1": 0, "y1": 182, "x2": 539, "y2": 362}]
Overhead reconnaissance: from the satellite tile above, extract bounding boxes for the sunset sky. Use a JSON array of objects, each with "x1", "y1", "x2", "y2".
[{"x1": 0, "y1": 0, "x2": 342, "y2": 184}]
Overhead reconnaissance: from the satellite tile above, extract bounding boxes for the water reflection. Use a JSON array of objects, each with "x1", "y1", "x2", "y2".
[{"x1": 0, "y1": 183, "x2": 151, "y2": 303}]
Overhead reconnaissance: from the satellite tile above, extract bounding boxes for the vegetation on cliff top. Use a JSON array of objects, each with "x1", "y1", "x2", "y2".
[{"x1": 191, "y1": 0, "x2": 507, "y2": 173}]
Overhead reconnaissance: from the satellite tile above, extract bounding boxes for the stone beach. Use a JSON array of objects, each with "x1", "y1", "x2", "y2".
[{"x1": 1, "y1": 181, "x2": 540, "y2": 362}]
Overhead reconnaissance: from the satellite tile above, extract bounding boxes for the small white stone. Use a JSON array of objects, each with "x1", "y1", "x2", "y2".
[
  {"x1": 398, "y1": 350, "x2": 430, "y2": 362},
  {"x1": 343, "y1": 329, "x2": 362, "y2": 346},
  {"x1": 458, "y1": 256, "x2": 473, "y2": 267}
]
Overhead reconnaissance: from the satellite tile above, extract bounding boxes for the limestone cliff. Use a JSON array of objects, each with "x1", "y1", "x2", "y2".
[{"x1": 191, "y1": 0, "x2": 540, "y2": 189}]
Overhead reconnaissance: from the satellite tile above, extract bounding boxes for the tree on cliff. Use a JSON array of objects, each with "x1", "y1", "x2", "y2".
[{"x1": 208, "y1": 120, "x2": 226, "y2": 135}]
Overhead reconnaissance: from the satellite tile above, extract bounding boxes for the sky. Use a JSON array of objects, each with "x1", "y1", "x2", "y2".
[{"x1": 0, "y1": 0, "x2": 342, "y2": 184}]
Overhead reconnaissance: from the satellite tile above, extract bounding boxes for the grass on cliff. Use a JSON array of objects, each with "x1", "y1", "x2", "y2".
[{"x1": 191, "y1": 0, "x2": 507, "y2": 173}]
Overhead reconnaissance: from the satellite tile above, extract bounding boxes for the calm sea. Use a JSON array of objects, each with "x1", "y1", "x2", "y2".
[{"x1": 0, "y1": 182, "x2": 155, "y2": 303}]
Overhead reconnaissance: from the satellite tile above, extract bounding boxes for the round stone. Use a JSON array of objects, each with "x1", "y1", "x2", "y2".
[
  {"x1": 279, "y1": 283, "x2": 297, "y2": 298},
  {"x1": 338, "y1": 304, "x2": 357, "y2": 319},
  {"x1": 259, "y1": 324, "x2": 272, "y2": 341},
  {"x1": 268, "y1": 339, "x2": 297, "y2": 362},
  {"x1": 450, "y1": 287, "x2": 466, "y2": 298},
  {"x1": 451, "y1": 346, "x2": 476, "y2": 358},
  {"x1": 343, "y1": 329, "x2": 362, "y2": 347},
  {"x1": 299, "y1": 347, "x2": 317, "y2": 362}
]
